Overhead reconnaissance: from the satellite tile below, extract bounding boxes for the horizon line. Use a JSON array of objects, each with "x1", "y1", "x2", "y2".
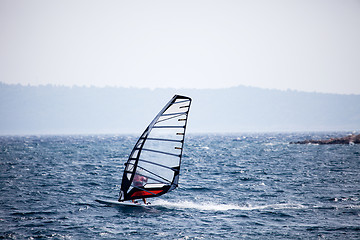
[{"x1": 1, "y1": 81, "x2": 358, "y2": 96}]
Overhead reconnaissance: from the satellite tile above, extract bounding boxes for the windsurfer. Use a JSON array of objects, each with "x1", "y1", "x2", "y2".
[
  {"x1": 133, "y1": 172, "x2": 148, "y2": 187},
  {"x1": 132, "y1": 171, "x2": 148, "y2": 204}
]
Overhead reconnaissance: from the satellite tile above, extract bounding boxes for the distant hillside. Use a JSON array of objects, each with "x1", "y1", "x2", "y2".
[{"x1": 1, "y1": 83, "x2": 359, "y2": 135}]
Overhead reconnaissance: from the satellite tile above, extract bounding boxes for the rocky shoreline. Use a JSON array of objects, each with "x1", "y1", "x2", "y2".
[{"x1": 290, "y1": 134, "x2": 360, "y2": 145}]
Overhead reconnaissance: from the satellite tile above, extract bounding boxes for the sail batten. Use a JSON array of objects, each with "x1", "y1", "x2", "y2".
[
  {"x1": 119, "y1": 95, "x2": 192, "y2": 201},
  {"x1": 140, "y1": 148, "x2": 181, "y2": 157},
  {"x1": 133, "y1": 173, "x2": 171, "y2": 185},
  {"x1": 161, "y1": 112, "x2": 187, "y2": 117},
  {"x1": 172, "y1": 99, "x2": 190, "y2": 104},
  {"x1": 138, "y1": 158, "x2": 180, "y2": 171},
  {"x1": 132, "y1": 173, "x2": 170, "y2": 185},
  {"x1": 131, "y1": 186, "x2": 159, "y2": 196},
  {"x1": 143, "y1": 137, "x2": 183, "y2": 143},
  {"x1": 156, "y1": 114, "x2": 187, "y2": 123},
  {"x1": 136, "y1": 166, "x2": 173, "y2": 184},
  {"x1": 152, "y1": 126, "x2": 185, "y2": 129}
]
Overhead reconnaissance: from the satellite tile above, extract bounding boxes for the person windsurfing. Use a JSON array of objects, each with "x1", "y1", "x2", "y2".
[{"x1": 132, "y1": 170, "x2": 148, "y2": 204}]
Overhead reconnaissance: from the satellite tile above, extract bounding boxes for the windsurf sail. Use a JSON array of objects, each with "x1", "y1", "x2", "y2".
[{"x1": 118, "y1": 95, "x2": 192, "y2": 201}]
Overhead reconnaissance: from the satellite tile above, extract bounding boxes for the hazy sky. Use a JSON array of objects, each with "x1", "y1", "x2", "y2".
[{"x1": 1, "y1": 0, "x2": 360, "y2": 94}]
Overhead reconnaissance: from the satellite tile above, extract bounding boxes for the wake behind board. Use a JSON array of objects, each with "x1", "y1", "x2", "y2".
[{"x1": 95, "y1": 199, "x2": 147, "y2": 207}]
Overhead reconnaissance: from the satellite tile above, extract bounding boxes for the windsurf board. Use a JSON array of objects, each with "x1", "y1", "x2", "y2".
[{"x1": 95, "y1": 199, "x2": 148, "y2": 207}]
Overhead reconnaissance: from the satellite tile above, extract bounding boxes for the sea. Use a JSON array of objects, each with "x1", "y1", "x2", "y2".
[{"x1": 1, "y1": 132, "x2": 359, "y2": 239}]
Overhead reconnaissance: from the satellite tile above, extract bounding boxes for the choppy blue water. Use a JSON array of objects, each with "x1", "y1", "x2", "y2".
[{"x1": 1, "y1": 133, "x2": 359, "y2": 239}]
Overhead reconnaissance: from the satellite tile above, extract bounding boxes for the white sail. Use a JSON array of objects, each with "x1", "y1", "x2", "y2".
[{"x1": 119, "y1": 95, "x2": 192, "y2": 201}]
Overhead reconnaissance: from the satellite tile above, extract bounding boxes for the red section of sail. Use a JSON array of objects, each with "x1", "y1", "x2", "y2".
[{"x1": 131, "y1": 190, "x2": 163, "y2": 197}]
